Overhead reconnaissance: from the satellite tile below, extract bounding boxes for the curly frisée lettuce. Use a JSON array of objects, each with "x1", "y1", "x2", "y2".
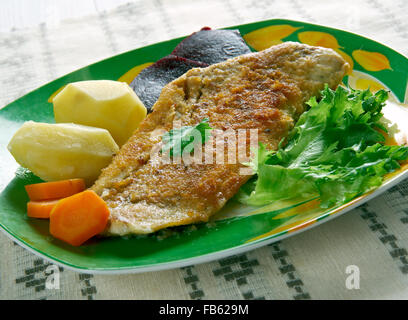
[{"x1": 237, "y1": 85, "x2": 408, "y2": 208}]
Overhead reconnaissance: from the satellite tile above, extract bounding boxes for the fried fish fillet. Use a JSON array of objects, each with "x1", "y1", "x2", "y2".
[{"x1": 91, "y1": 42, "x2": 349, "y2": 235}]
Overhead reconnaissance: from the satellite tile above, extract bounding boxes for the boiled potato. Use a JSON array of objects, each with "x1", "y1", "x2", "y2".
[
  {"x1": 53, "y1": 80, "x2": 147, "y2": 146},
  {"x1": 7, "y1": 121, "x2": 119, "y2": 184}
]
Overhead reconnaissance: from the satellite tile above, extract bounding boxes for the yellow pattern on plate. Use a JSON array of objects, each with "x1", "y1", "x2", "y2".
[
  {"x1": 48, "y1": 85, "x2": 66, "y2": 103},
  {"x1": 117, "y1": 62, "x2": 154, "y2": 84},
  {"x1": 352, "y1": 49, "x2": 392, "y2": 71},
  {"x1": 298, "y1": 31, "x2": 341, "y2": 49},
  {"x1": 243, "y1": 25, "x2": 300, "y2": 51}
]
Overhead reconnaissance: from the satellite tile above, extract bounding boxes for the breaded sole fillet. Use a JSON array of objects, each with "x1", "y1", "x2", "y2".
[{"x1": 91, "y1": 42, "x2": 349, "y2": 236}]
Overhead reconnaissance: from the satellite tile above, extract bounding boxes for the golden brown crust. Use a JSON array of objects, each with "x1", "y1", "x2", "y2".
[{"x1": 91, "y1": 42, "x2": 349, "y2": 235}]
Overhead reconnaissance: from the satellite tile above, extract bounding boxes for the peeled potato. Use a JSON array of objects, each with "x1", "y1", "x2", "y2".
[
  {"x1": 7, "y1": 121, "x2": 119, "y2": 184},
  {"x1": 53, "y1": 80, "x2": 147, "y2": 146}
]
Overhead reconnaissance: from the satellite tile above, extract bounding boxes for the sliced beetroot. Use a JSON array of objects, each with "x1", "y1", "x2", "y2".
[
  {"x1": 171, "y1": 28, "x2": 251, "y2": 65},
  {"x1": 130, "y1": 55, "x2": 208, "y2": 112},
  {"x1": 130, "y1": 28, "x2": 251, "y2": 112}
]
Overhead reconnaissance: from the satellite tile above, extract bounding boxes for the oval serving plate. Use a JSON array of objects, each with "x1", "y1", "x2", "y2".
[{"x1": 1, "y1": 19, "x2": 408, "y2": 274}]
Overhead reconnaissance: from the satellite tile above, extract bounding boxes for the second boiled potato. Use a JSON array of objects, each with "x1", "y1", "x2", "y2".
[
  {"x1": 53, "y1": 80, "x2": 147, "y2": 146},
  {"x1": 7, "y1": 122, "x2": 119, "y2": 185}
]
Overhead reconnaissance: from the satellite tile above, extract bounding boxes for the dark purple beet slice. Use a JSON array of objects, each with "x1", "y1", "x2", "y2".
[
  {"x1": 130, "y1": 55, "x2": 208, "y2": 112},
  {"x1": 171, "y1": 28, "x2": 251, "y2": 65},
  {"x1": 130, "y1": 27, "x2": 251, "y2": 112}
]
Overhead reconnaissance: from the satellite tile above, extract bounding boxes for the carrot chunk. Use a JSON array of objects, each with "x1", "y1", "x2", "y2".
[
  {"x1": 27, "y1": 199, "x2": 59, "y2": 219},
  {"x1": 49, "y1": 190, "x2": 110, "y2": 246},
  {"x1": 25, "y1": 179, "x2": 86, "y2": 201}
]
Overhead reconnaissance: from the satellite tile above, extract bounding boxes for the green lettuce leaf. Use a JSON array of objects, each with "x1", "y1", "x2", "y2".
[{"x1": 237, "y1": 86, "x2": 408, "y2": 208}]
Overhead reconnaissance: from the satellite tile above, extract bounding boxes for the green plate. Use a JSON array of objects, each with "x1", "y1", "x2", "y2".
[{"x1": 1, "y1": 19, "x2": 408, "y2": 274}]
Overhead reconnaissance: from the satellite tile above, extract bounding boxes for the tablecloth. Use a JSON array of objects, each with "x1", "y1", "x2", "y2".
[{"x1": 1, "y1": 0, "x2": 408, "y2": 300}]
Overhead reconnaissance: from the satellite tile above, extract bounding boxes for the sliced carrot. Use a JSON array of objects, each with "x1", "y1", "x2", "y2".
[
  {"x1": 49, "y1": 190, "x2": 110, "y2": 246},
  {"x1": 25, "y1": 179, "x2": 86, "y2": 201},
  {"x1": 27, "y1": 199, "x2": 60, "y2": 219}
]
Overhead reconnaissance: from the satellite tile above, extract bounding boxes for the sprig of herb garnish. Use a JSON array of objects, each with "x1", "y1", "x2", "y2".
[{"x1": 161, "y1": 118, "x2": 212, "y2": 157}]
